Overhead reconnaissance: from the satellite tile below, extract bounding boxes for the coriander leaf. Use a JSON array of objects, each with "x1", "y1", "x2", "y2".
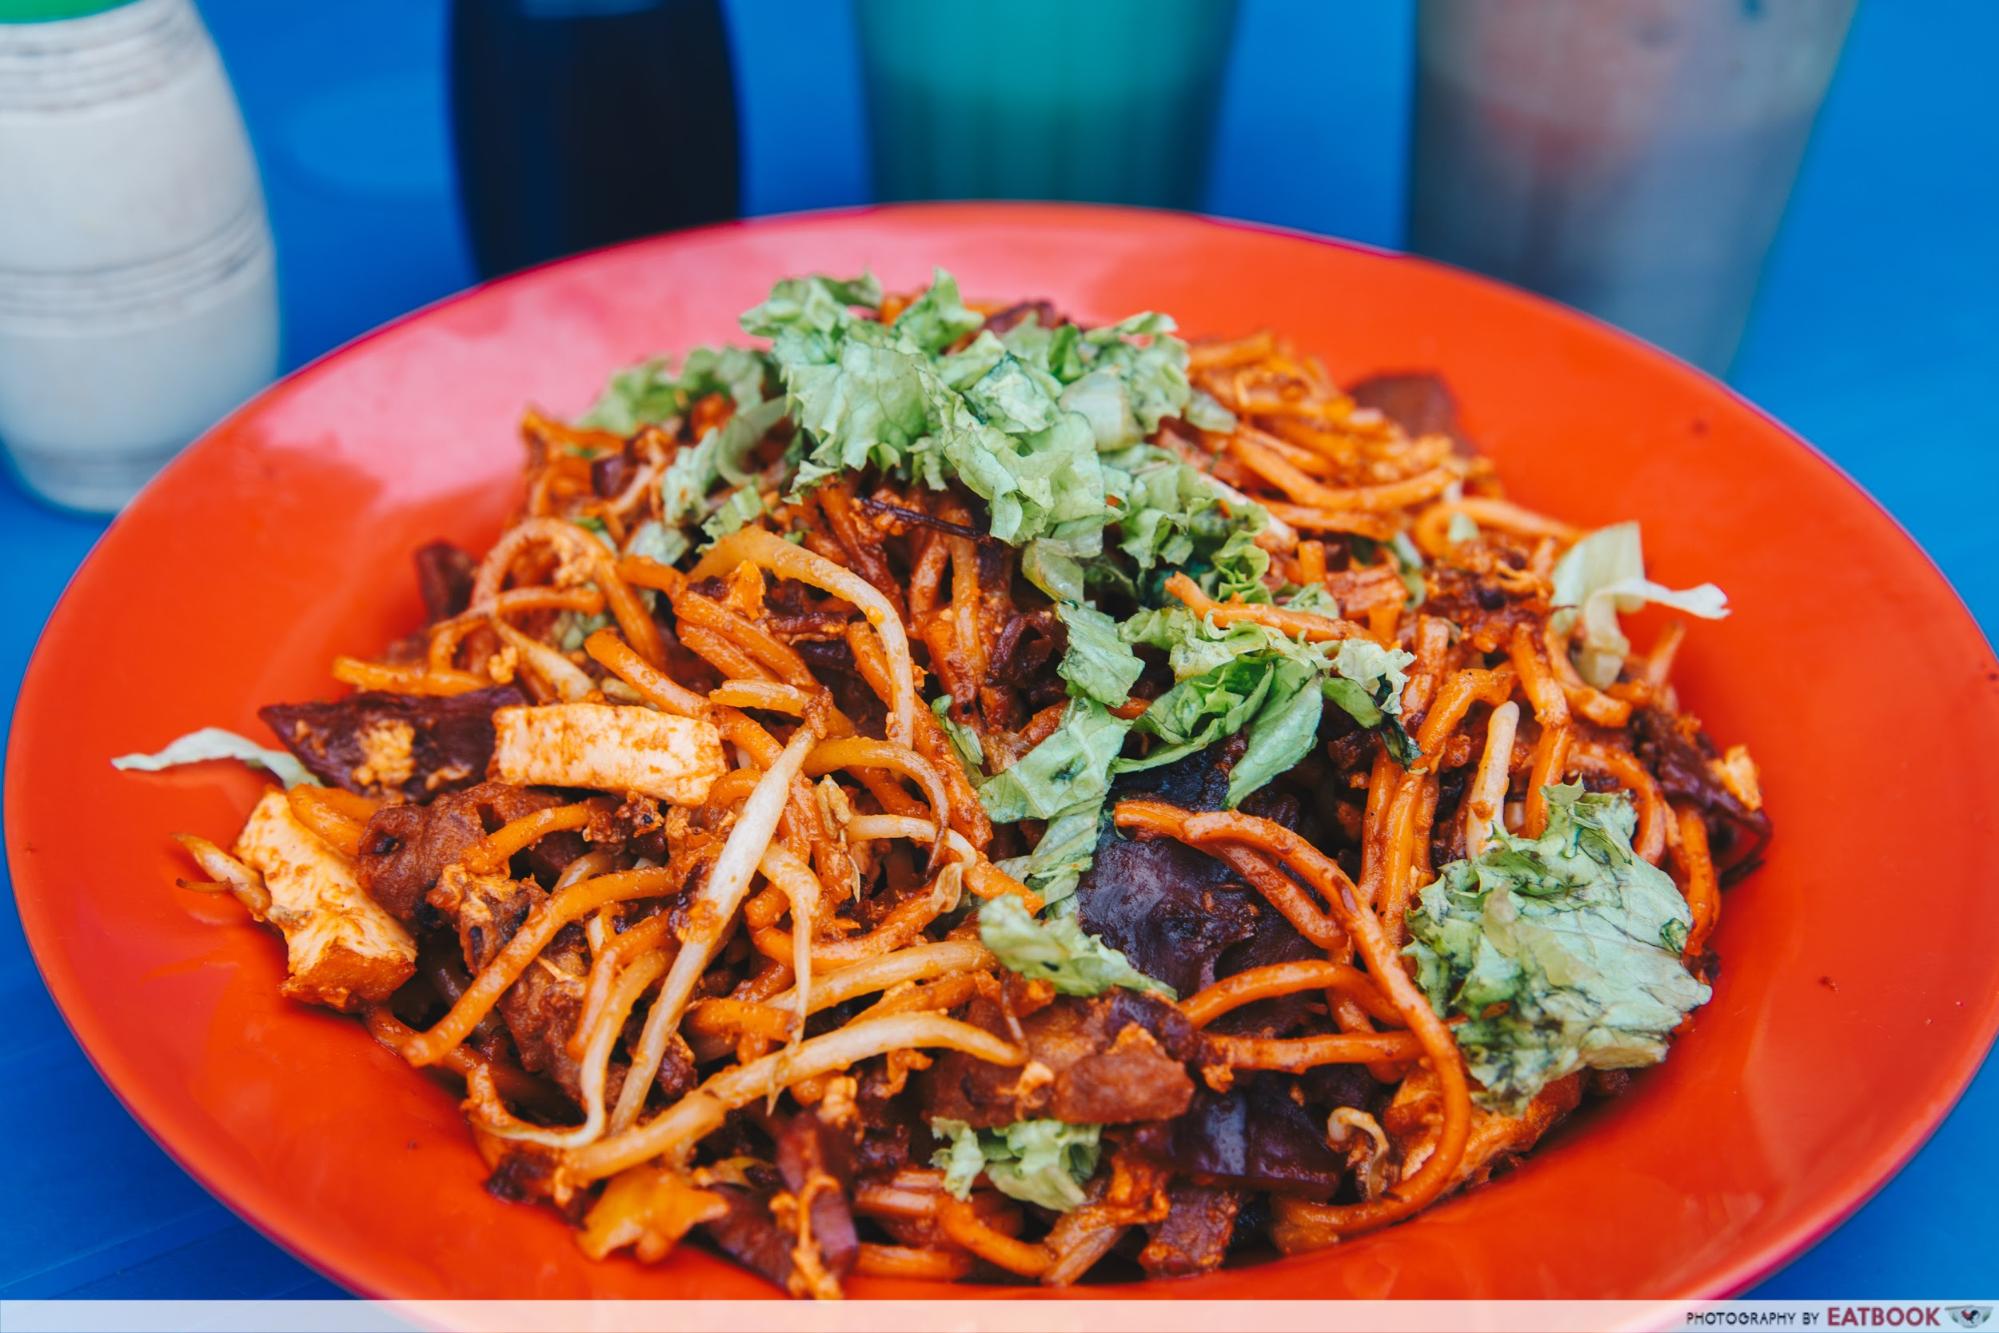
[
  {"x1": 978, "y1": 893, "x2": 1174, "y2": 998},
  {"x1": 1405, "y1": 784, "x2": 1711, "y2": 1113},
  {"x1": 113, "y1": 727, "x2": 318, "y2": 789},
  {"x1": 1551, "y1": 522, "x2": 1728, "y2": 688},
  {"x1": 1054, "y1": 601, "x2": 1143, "y2": 707},
  {"x1": 931, "y1": 1117, "x2": 1102, "y2": 1213}
]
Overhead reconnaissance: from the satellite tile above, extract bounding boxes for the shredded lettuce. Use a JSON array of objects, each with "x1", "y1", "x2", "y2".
[
  {"x1": 579, "y1": 344, "x2": 775, "y2": 433},
  {"x1": 624, "y1": 518, "x2": 680, "y2": 566},
  {"x1": 112, "y1": 727, "x2": 317, "y2": 789},
  {"x1": 651, "y1": 393, "x2": 783, "y2": 543},
  {"x1": 1405, "y1": 784, "x2": 1711, "y2": 1113},
  {"x1": 1116, "y1": 605, "x2": 1416, "y2": 801},
  {"x1": 739, "y1": 273, "x2": 884, "y2": 341},
  {"x1": 891, "y1": 269, "x2": 984, "y2": 355},
  {"x1": 994, "y1": 803, "x2": 1103, "y2": 908},
  {"x1": 976, "y1": 699, "x2": 1131, "y2": 825},
  {"x1": 1100, "y1": 444, "x2": 1268, "y2": 595},
  {"x1": 699, "y1": 483, "x2": 765, "y2": 544},
  {"x1": 930, "y1": 696, "x2": 986, "y2": 775},
  {"x1": 1552, "y1": 522, "x2": 1728, "y2": 688},
  {"x1": 1053, "y1": 601, "x2": 1143, "y2": 707},
  {"x1": 931, "y1": 1117, "x2": 1102, "y2": 1213},
  {"x1": 739, "y1": 270, "x2": 1223, "y2": 561},
  {"x1": 1019, "y1": 539, "x2": 1085, "y2": 603},
  {"x1": 977, "y1": 893, "x2": 1173, "y2": 998},
  {"x1": 1184, "y1": 388, "x2": 1238, "y2": 433}
]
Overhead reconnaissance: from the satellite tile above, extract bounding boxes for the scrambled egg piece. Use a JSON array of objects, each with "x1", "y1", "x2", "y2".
[
  {"x1": 234, "y1": 790, "x2": 417, "y2": 1011},
  {"x1": 350, "y1": 718, "x2": 416, "y2": 790},
  {"x1": 492, "y1": 703, "x2": 724, "y2": 806},
  {"x1": 1385, "y1": 1065, "x2": 1583, "y2": 1190}
]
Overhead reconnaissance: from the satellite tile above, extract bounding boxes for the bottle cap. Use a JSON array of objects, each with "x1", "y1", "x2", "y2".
[{"x1": 0, "y1": 0, "x2": 141, "y2": 22}]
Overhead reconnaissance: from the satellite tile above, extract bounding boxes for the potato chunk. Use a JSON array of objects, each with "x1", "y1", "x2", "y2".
[
  {"x1": 492, "y1": 703, "x2": 724, "y2": 806},
  {"x1": 233, "y1": 789, "x2": 417, "y2": 1010}
]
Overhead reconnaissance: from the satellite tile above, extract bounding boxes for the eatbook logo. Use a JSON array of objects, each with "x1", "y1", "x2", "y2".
[{"x1": 1949, "y1": 1309, "x2": 1992, "y2": 1330}]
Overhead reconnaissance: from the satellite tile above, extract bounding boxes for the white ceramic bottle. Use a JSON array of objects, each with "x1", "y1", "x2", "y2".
[{"x1": 0, "y1": 0, "x2": 279, "y2": 511}]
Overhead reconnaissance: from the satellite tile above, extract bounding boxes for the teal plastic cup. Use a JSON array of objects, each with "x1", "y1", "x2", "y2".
[{"x1": 855, "y1": 0, "x2": 1240, "y2": 208}]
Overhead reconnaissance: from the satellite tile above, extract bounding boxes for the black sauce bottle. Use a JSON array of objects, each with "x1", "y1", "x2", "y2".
[{"x1": 450, "y1": 0, "x2": 741, "y2": 278}]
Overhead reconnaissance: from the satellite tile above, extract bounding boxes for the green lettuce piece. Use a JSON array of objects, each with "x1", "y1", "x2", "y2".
[
  {"x1": 1100, "y1": 445, "x2": 1265, "y2": 586},
  {"x1": 742, "y1": 271, "x2": 1209, "y2": 558},
  {"x1": 1119, "y1": 651, "x2": 1287, "y2": 779},
  {"x1": 995, "y1": 802, "x2": 1103, "y2": 908},
  {"x1": 1116, "y1": 605, "x2": 1416, "y2": 799},
  {"x1": 660, "y1": 398, "x2": 787, "y2": 521},
  {"x1": 699, "y1": 484, "x2": 765, "y2": 544},
  {"x1": 624, "y1": 518, "x2": 685, "y2": 568},
  {"x1": 1202, "y1": 524, "x2": 1272, "y2": 602},
  {"x1": 977, "y1": 699, "x2": 1131, "y2": 824},
  {"x1": 556, "y1": 609, "x2": 614, "y2": 651},
  {"x1": 1390, "y1": 531, "x2": 1428, "y2": 605},
  {"x1": 1020, "y1": 539, "x2": 1085, "y2": 603},
  {"x1": 891, "y1": 268, "x2": 984, "y2": 355},
  {"x1": 1405, "y1": 785, "x2": 1712, "y2": 1113},
  {"x1": 772, "y1": 312, "x2": 1108, "y2": 548},
  {"x1": 1227, "y1": 655, "x2": 1331, "y2": 805},
  {"x1": 739, "y1": 273, "x2": 884, "y2": 340},
  {"x1": 931, "y1": 1117, "x2": 1102, "y2": 1213},
  {"x1": 112, "y1": 727, "x2": 318, "y2": 789},
  {"x1": 1324, "y1": 638, "x2": 1414, "y2": 729},
  {"x1": 1183, "y1": 388, "x2": 1237, "y2": 433},
  {"x1": 1053, "y1": 601, "x2": 1143, "y2": 707},
  {"x1": 996, "y1": 316, "x2": 1087, "y2": 383},
  {"x1": 930, "y1": 695, "x2": 986, "y2": 775},
  {"x1": 977, "y1": 893, "x2": 1173, "y2": 998},
  {"x1": 579, "y1": 344, "x2": 775, "y2": 433},
  {"x1": 1080, "y1": 312, "x2": 1189, "y2": 433},
  {"x1": 1057, "y1": 367, "x2": 1139, "y2": 448},
  {"x1": 1551, "y1": 522, "x2": 1728, "y2": 688}
]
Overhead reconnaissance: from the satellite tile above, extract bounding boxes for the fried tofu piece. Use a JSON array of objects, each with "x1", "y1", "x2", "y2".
[
  {"x1": 233, "y1": 789, "x2": 417, "y2": 1010},
  {"x1": 492, "y1": 703, "x2": 724, "y2": 806}
]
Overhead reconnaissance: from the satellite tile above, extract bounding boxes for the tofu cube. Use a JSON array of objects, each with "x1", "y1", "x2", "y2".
[
  {"x1": 492, "y1": 703, "x2": 724, "y2": 806},
  {"x1": 234, "y1": 790, "x2": 418, "y2": 1010}
]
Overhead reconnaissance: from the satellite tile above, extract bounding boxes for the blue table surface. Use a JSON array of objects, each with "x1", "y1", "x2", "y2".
[{"x1": 3, "y1": 0, "x2": 1994, "y2": 1303}]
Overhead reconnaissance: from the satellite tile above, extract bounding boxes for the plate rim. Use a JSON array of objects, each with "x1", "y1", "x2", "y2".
[{"x1": 9, "y1": 200, "x2": 1998, "y2": 1302}]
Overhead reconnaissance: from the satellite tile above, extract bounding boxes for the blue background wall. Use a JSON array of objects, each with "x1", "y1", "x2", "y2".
[{"x1": 2, "y1": 0, "x2": 1994, "y2": 1300}]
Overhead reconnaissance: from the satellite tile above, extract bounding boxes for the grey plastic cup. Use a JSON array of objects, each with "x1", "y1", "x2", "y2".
[{"x1": 1408, "y1": 0, "x2": 1855, "y2": 374}]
